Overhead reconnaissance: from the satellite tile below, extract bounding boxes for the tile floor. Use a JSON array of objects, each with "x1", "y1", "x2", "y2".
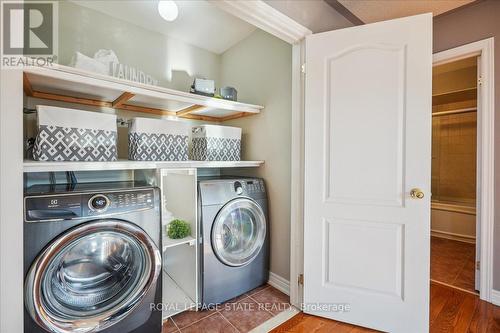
[
  {"x1": 430, "y1": 236, "x2": 477, "y2": 293},
  {"x1": 162, "y1": 284, "x2": 291, "y2": 333}
]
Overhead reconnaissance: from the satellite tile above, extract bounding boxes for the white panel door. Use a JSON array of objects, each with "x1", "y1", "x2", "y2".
[{"x1": 303, "y1": 14, "x2": 432, "y2": 332}]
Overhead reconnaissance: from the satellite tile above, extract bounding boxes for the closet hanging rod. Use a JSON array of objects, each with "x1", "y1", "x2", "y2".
[{"x1": 432, "y1": 107, "x2": 477, "y2": 117}]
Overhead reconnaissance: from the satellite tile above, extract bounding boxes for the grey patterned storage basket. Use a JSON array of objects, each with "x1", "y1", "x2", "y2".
[
  {"x1": 191, "y1": 125, "x2": 242, "y2": 161},
  {"x1": 32, "y1": 106, "x2": 118, "y2": 161},
  {"x1": 128, "y1": 117, "x2": 189, "y2": 161}
]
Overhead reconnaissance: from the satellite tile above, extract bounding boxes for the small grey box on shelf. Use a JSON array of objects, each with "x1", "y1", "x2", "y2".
[{"x1": 220, "y1": 86, "x2": 237, "y2": 101}]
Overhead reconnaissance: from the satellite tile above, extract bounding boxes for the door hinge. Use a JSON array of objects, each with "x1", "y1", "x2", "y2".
[
  {"x1": 476, "y1": 261, "x2": 480, "y2": 270},
  {"x1": 478, "y1": 76, "x2": 483, "y2": 86},
  {"x1": 301, "y1": 63, "x2": 306, "y2": 74},
  {"x1": 298, "y1": 273, "x2": 304, "y2": 285}
]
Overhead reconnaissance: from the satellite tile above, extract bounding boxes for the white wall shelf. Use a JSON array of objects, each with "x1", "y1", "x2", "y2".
[
  {"x1": 163, "y1": 235, "x2": 196, "y2": 251},
  {"x1": 160, "y1": 169, "x2": 199, "y2": 320},
  {"x1": 23, "y1": 65, "x2": 264, "y2": 122},
  {"x1": 23, "y1": 159, "x2": 264, "y2": 173}
]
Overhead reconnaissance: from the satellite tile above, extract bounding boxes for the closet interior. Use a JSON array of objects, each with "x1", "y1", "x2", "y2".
[{"x1": 430, "y1": 56, "x2": 478, "y2": 294}]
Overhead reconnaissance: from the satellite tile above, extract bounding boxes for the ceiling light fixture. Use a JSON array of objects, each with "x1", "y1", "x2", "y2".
[{"x1": 158, "y1": 0, "x2": 178, "y2": 22}]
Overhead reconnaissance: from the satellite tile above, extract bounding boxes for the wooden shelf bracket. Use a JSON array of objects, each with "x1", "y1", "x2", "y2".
[{"x1": 112, "y1": 92, "x2": 135, "y2": 108}]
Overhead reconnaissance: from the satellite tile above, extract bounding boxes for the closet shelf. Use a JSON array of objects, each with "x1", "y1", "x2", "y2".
[
  {"x1": 23, "y1": 159, "x2": 265, "y2": 173},
  {"x1": 23, "y1": 65, "x2": 264, "y2": 122},
  {"x1": 432, "y1": 87, "x2": 477, "y2": 106}
]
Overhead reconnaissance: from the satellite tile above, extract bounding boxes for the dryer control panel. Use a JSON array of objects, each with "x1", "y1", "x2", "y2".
[
  {"x1": 244, "y1": 179, "x2": 265, "y2": 194},
  {"x1": 231, "y1": 179, "x2": 266, "y2": 198},
  {"x1": 25, "y1": 189, "x2": 155, "y2": 222},
  {"x1": 233, "y1": 179, "x2": 265, "y2": 195}
]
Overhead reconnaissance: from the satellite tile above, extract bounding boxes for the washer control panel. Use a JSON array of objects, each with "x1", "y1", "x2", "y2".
[
  {"x1": 25, "y1": 189, "x2": 155, "y2": 222},
  {"x1": 84, "y1": 190, "x2": 154, "y2": 216}
]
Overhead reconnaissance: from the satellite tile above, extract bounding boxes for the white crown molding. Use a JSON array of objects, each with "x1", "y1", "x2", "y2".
[
  {"x1": 268, "y1": 271, "x2": 290, "y2": 295},
  {"x1": 208, "y1": 0, "x2": 312, "y2": 44}
]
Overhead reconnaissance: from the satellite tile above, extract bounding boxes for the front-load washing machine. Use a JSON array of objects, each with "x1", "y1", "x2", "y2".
[
  {"x1": 23, "y1": 182, "x2": 162, "y2": 333},
  {"x1": 198, "y1": 177, "x2": 269, "y2": 306}
]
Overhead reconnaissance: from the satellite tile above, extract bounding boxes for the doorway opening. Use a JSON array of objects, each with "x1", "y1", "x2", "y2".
[
  {"x1": 431, "y1": 56, "x2": 479, "y2": 295},
  {"x1": 431, "y1": 38, "x2": 494, "y2": 303}
]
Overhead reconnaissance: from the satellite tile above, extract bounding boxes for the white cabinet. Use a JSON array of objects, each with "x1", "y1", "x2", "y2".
[{"x1": 158, "y1": 168, "x2": 198, "y2": 319}]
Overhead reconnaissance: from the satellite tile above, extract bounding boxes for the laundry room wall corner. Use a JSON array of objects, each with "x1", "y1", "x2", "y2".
[
  {"x1": 0, "y1": 69, "x2": 24, "y2": 332},
  {"x1": 219, "y1": 29, "x2": 293, "y2": 281}
]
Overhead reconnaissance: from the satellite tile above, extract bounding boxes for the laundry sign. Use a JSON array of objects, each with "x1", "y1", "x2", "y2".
[
  {"x1": 110, "y1": 62, "x2": 159, "y2": 86},
  {"x1": 70, "y1": 49, "x2": 159, "y2": 86}
]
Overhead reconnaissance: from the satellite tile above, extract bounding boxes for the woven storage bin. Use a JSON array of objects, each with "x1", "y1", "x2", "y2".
[
  {"x1": 191, "y1": 125, "x2": 241, "y2": 161},
  {"x1": 32, "y1": 106, "x2": 117, "y2": 161},
  {"x1": 128, "y1": 117, "x2": 189, "y2": 161}
]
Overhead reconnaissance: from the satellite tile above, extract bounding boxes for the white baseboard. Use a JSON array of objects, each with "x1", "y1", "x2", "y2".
[
  {"x1": 268, "y1": 271, "x2": 290, "y2": 296},
  {"x1": 431, "y1": 230, "x2": 476, "y2": 244},
  {"x1": 490, "y1": 289, "x2": 500, "y2": 306}
]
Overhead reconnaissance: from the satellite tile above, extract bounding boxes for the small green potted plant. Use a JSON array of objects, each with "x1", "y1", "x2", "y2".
[{"x1": 167, "y1": 219, "x2": 191, "y2": 239}]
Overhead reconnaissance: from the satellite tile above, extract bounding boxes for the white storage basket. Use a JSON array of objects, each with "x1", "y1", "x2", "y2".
[
  {"x1": 128, "y1": 117, "x2": 190, "y2": 161},
  {"x1": 32, "y1": 106, "x2": 118, "y2": 161},
  {"x1": 191, "y1": 125, "x2": 242, "y2": 161}
]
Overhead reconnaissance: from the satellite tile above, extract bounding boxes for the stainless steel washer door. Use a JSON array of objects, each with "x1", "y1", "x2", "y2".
[
  {"x1": 211, "y1": 198, "x2": 266, "y2": 267},
  {"x1": 25, "y1": 220, "x2": 161, "y2": 333}
]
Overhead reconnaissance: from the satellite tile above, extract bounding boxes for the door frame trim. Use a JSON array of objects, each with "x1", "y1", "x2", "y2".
[
  {"x1": 433, "y1": 37, "x2": 495, "y2": 302},
  {"x1": 289, "y1": 41, "x2": 306, "y2": 308}
]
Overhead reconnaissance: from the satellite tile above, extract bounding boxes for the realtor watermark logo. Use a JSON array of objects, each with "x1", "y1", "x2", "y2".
[{"x1": 1, "y1": 1, "x2": 58, "y2": 68}]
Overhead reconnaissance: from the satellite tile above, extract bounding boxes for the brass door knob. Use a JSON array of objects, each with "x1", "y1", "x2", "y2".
[{"x1": 410, "y1": 188, "x2": 425, "y2": 199}]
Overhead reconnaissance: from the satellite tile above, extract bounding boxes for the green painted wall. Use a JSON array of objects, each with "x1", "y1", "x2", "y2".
[{"x1": 220, "y1": 30, "x2": 293, "y2": 280}]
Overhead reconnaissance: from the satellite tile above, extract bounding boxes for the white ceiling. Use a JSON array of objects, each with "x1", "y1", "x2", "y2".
[
  {"x1": 337, "y1": 0, "x2": 475, "y2": 24},
  {"x1": 71, "y1": 0, "x2": 256, "y2": 55}
]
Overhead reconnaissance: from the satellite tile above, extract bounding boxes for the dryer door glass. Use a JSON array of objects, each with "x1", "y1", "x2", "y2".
[
  {"x1": 212, "y1": 198, "x2": 266, "y2": 267},
  {"x1": 25, "y1": 220, "x2": 161, "y2": 333}
]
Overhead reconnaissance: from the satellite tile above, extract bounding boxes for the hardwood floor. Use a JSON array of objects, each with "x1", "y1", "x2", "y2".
[
  {"x1": 270, "y1": 283, "x2": 500, "y2": 333},
  {"x1": 431, "y1": 236, "x2": 476, "y2": 294},
  {"x1": 270, "y1": 312, "x2": 376, "y2": 332}
]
